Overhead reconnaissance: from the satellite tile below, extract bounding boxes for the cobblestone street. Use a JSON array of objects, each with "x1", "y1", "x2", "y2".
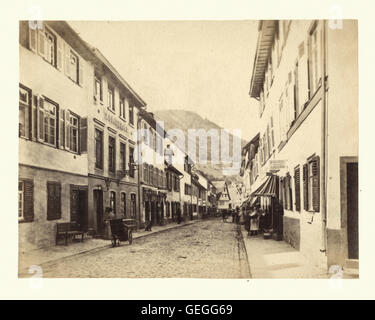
[{"x1": 40, "y1": 219, "x2": 250, "y2": 278}]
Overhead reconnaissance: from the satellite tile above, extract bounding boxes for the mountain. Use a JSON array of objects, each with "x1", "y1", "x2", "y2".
[{"x1": 153, "y1": 109, "x2": 245, "y2": 183}]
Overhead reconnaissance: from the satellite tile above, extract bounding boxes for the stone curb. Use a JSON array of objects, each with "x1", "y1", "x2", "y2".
[{"x1": 19, "y1": 219, "x2": 204, "y2": 277}]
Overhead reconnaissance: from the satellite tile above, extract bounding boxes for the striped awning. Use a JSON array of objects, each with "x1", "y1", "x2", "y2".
[{"x1": 251, "y1": 175, "x2": 277, "y2": 198}]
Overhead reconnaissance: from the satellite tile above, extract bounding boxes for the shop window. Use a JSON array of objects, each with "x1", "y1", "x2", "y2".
[
  {"x1": 47, "y1": 181, "x2": 61, "y2": 220},
  {"x1": 108, "y1": 136, "x2": 116, "y2": 173},
  {"x1": 120, "y1": 192, "x2": 126, "y2": 217},
  {"x1": 130, "y1": 194, "x2": 136, "y2": 218},
  {"x1": 129, "y1": 146, "x2": 135, "y2": 178},
  {"x1": 95, "y1": 129, "x2": 103, "y2": 169},
  {"x1": 120, "y1": 142, "x2": 126, "y2": 173},
  {"x1": 110, "y1": 191, "x2": 116, "y2": 215}
]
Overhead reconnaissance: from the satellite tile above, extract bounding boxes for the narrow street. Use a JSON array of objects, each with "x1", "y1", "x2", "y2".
[{"x1": 40, "y1": 219, "x2": 251, "y2": 278}]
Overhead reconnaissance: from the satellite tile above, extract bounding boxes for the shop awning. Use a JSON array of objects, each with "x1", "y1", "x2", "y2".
[{"x1": 251, "y1": 174, "x2": 277, "y2": 197}]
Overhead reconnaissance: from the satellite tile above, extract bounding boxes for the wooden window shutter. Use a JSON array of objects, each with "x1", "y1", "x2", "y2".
[
  {"x1": 297, "y1": 41, "x2": 309, "y2": 110},
  {"x1": 283, "y1": 177, "x2": 288, "y2": 209},
  {"x1": 58, "y1": 108, "x2": 65, "y2": 149},
  {"x1": 312, "y1": 156, "x2": 320, "y2": 212},
  {"x1": 56, "y1": 36, "x2": 63, "y2": 71},
  {"x1": 37, "y1": 96, "x2": 44, "y2": 142},
  {"x1": 32, "y1": 94, "x2": 38, "y2": 141},
  {"x1": 303, "y1": 163, "x2": 308, "y2": 211},
  {"x1": 64, "y1": 110, "x2": 71, "y2": 150},
  {"x1": 64, "y1": 43, "x2": 71, "y2": 77},
  {"x1": 78, "y1": 58, "x2": 84, "y2": 86},
  {"x1": 288, "y1": 173, "x2": 293, "y2": 210},
  {"x1": 294, "y1": 167, "x2": 301, "y2": 212},
  {"x1": 37, "y1": 25, "x2": 46, "y2": 58},
  {"x1": 23, "y1": 180, "x2": 34, "y2": 222},
  {"x1": 28, "y1": 24, "x2": 37, "y2": 53},
  {"x1": 80, "y1": 117, "x2": 87, "y2": 153}
]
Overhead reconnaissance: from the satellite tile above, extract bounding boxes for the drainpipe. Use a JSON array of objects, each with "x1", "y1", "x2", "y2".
[
  {"x1": 320, "y1": 20, "x2": 328, "y2": 254},
  {"x1": 137, "y1": 112, "x2": 142, "y2": 228}
]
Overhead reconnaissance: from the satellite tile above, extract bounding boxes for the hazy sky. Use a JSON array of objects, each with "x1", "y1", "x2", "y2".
[{"x1": 69, "y1": 20, "x2": 260, "y2": 140}]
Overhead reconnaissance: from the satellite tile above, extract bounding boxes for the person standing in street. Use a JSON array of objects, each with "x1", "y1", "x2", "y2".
[
  {"x1": 104, "y1": 207, "x2": 115, "y2": 239},
  {"x1": 177, "y1": 206, "x2": 182, "y2": 224}
]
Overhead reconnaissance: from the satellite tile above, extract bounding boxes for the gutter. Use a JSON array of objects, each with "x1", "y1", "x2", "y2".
[{"x1": 320, "y1": 21, "x2": 328, "y2": 254}]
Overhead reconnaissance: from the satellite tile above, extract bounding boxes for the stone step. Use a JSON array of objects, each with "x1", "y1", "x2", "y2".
[{"x1": 344, "y1": 259, "x2": 359, "y2": 269}]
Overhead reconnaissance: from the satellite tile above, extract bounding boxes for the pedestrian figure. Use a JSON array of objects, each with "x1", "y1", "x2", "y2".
[
  {"x1": 244, "y1": 209, "x2": 251, "y2": 234},
  {"x1": 104, "y1": 207, "x2": 115, "y2": 239},
  {"x1": 223, "y1": 209, "x2": 229, "y2": 222},
  {"x1": 145, "y1": 219, "x2": 152, "y2": 231},
  {"x1": 177, "y1": 206, "x2": 182, "y2": 224},
  {"x1": 249, "y1": 206, "x2": 260, "y2": 236}
]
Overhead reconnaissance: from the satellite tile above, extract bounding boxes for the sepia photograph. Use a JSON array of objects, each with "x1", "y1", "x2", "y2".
[{"x1": 16, "y1": 17, "x2": 359, "y2": 281}]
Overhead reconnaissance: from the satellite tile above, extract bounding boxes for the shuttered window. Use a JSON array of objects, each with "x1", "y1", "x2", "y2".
[
  {"x1": 19, "y1": 179, "x2": 34, "y2": 222},
  {"x1": 294, "y1": 167, "x2": 301, "y2": 212},
  {"x1": 303, "y1": 155, "x2": 320, "y2": 212},
  {"x1": 47, "y1": 181, "x2": 61, "y2": 220},
  {"x1": 303, "y1": 163, "x2": 308, "y2": 211},
  {"x1": 310, "y1": 156, "x2": 320, "y2": 212}
]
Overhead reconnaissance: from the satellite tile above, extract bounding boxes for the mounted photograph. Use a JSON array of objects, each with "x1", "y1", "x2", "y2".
[{"x1": 18, "y1": 19, "x2": 358, "y2": 279}]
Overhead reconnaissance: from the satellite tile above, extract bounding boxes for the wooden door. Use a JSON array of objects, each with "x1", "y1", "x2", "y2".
[{"x1": 347, "y1": 162, "x2": 358, "y2": 259}]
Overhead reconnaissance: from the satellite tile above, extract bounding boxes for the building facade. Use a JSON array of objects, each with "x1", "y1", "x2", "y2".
[
  {"x1": 248, "y1": 20, "x2": 358, "y2": 270},
  {"x1": 19, "y1": 20, "x2": 147, "y2": 249},
  {"x1": 87, "y1": 48, "x2": 146, "y2": 237}
]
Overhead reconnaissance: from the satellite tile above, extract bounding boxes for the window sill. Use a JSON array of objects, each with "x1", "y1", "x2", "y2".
[
  {"x1": 129, "y1": 123, "x2": 135, "y2": 128},
  {"x1": 19, "y1": 219, "x2": 33, "y2": 223},
  {"x1": 107, "y1": 108, "x2": 116, "y2": 115}
]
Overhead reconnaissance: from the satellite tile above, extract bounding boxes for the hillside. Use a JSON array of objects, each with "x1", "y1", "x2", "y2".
[{"x1": 153, "y1": 109, "x2": 245, "y2": 183}]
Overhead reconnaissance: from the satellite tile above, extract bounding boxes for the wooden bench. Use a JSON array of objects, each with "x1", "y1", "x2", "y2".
[{"x1": 56, "y1": 222, "x2": 84, "y2": 246}]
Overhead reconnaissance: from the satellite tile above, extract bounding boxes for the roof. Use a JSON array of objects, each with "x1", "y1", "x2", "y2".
[
  {"x1": 249, "y1": 20, "x2": 276, "y2": 98},
  {"x1": 211, "y1": 180, "x2": 226, "y2": 191},
  {"x1": 48, "y1": 21, "x2": 147, "y2": 108},
  {"x1": 165, "y1": 162, "x2": 184, "y2": 176}
]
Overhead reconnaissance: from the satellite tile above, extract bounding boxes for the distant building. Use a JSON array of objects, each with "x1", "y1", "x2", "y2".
[{"x1": 212, "y1": 181, "x2": 231, "y2": 211}]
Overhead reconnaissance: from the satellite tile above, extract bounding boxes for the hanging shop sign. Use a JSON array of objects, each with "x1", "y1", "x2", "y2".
[{"x1": 269, "y1": 159, "x2": 288, "y2": 172}]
